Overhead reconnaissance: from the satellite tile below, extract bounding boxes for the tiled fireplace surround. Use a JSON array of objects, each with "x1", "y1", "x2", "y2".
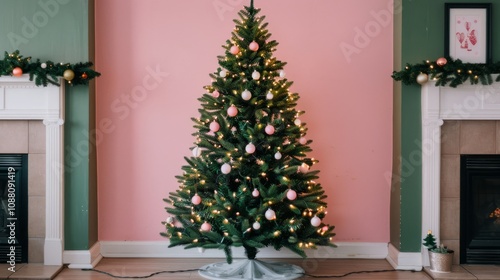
[
  {"x1": 440, "y1": 120, "x2": 500, "y2": 264},
  {"x1": 0, "y1": 120, "x2": 46, "y2": 263}
]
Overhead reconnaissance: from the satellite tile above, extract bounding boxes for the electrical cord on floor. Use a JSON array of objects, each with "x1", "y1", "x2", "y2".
[{"x1": 82, "y1": 267, "x2": 419, "y2": 279}]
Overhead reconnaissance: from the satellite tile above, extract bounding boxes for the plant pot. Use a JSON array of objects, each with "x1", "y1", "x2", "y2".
[{"x1": 428, "y1": 250, "x2": 454, "y2": 273}]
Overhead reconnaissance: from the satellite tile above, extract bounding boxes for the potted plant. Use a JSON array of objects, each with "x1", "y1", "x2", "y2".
[{"x1": 423, "y1": 230, "x2": 454, "y2": 273}]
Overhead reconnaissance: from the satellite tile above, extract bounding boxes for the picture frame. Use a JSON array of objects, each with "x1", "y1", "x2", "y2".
[{"x1": 445, "y1": 3, "x2": 492, "y2": 64}]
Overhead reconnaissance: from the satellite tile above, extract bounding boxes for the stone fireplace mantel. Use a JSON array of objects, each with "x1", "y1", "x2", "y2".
[
  {"x1": 0, "y1": 75, "x2": 64, "y2": 265},
  {"x1": 421, "y1": 76, "x2": 500, "y2": 265}
]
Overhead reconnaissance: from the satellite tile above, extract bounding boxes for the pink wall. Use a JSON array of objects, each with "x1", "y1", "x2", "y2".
[{"x1": 95, "y1": 0, "x2": 393, "y2": 243}]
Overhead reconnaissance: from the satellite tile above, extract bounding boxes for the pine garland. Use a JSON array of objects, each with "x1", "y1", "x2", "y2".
[
  {"x1": 392, "y1": 57, "x2": 500, "y2": 88},
  {"x1": 0, "y1": 50, "x2": 100, "y2": 87}
]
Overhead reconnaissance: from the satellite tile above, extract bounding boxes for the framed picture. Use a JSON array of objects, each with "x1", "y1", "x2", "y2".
[{"x1": 445, "y1": 3, "x2": 492, "y2": 63}]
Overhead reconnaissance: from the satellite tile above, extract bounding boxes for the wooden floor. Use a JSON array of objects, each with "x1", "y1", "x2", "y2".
[{"x1": 54, "y1": 258, "x2": 433, "y2": 279}]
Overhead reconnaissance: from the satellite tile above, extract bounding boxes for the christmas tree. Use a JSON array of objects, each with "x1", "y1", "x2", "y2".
[
  {"x1": 162, "y1": 1, "x2": 336, "y2": 273},
  {"x1": 422, "y1": 230, "x2": 437, "y2": 250}
]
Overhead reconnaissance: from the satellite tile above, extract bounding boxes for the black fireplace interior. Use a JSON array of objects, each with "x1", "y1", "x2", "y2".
[
  {"x1": 460, "y1": 154, "x2": 500, "y2": 264},
  {"x1": 0, "y1": 154, "x2": 28, "y2": 263}
]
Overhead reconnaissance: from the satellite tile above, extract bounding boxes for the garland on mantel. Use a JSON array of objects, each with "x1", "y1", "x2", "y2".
[
  {"x1": 391, "y1": 57, "x2": 500, "y2": 88},
  {"x1": 0, "y1": 50, "x2": 100, "y2": 87}
]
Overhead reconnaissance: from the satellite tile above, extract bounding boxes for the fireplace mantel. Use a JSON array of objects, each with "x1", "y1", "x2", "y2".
[
  {"x1": 0, "y1": 75, "x2": 64, "y2": 265},
  {"x1": 421, "y1": 76, "x2": 500, "y2": 265}
]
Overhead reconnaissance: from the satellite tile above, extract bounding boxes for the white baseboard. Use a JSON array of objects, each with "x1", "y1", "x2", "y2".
[
  {"x1": 386, "y1": 243, "x2": 422, "y2": 271},
  {"x1": 100, "y1": 241, "x2": 388, "y2": 259},
  {"x1": 63, "y1": 242, "x2": 103, "y2": 269}
]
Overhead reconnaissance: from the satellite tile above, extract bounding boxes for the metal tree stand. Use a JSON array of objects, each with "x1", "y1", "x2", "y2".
[{"x1": 199, "y1": 259, "x2": 305, "y2": 280}]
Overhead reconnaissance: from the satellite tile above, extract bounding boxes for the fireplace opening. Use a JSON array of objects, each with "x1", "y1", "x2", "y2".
[
  {"x1": 460, "y1": 154, "x2": 500, "y2": 264},
  {"x1": 0, "y1": 155, "x2": 28, "y2": 263}
]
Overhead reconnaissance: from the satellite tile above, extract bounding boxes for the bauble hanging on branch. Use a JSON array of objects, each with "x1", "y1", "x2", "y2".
[
  {"x1": 416, "y1": 73, "x2": 428, "y2": 85},
  {"x1": 230, "y1": 45, "x2": 240, "y2": 55},
  {"x1": 63, "y1": 69, "x2": 75, "y2": 81},
  {"x1": 12, "y1": 67, "x2": 23, "y2": 77},
  {"x1": 249, "y1": 41, "x2": 259, "y2": 51},
  {"x1": 436, "y1": 57, "x2": 447, "y2": 66}
]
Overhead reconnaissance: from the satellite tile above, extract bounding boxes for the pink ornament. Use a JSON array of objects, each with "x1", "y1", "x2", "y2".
[
  {"x1": 265, "y1": 124, "x2": 275, "y2": 135},
  {"x1": 230, "y1": 45, "x2": 240, "y2": 55},
  {"x1": 12, "y1": 67, "x2": 23, "y2": 77},
  {"x1": 209, "y1": 121, "x2": 220, "y2": 132},
  {"x1": 322, "y1": 226, "x2": 329, "y2": 232},
  {"x1": 249, "y1": 41, "x2": 259, "y2": 51},
  {"x1": 298, "y1": 163, "x2": 310, "y2": 173},
  {"x1": 191, "y1": 194, "x2": 202, "y2": 205},
  {"x1": 227, "y1": 105, "x2": 238, "y2": 117},
  {"x1": 436, "y1": 57, "x2": 447, "y2": 66},
  {"x1": 265, "y1": 208, "x2": 276, "y2": 220},
  {"x1": 252, "y1": 189, "x2": 260, "y2": 197},
  {"x1": 212, "y1": 90, "x2": 220, "y2": 98},
  {"x1": 299, "y1": 137, "x2": 307, "y2": 145},
  {"x1": 201, "y1": 222, "x2": 212, "y2": 232},
  {"x1": 245, "y1": 143, "x2": 256, "y2": 154},
  {"x1": 286, "y1": 189, "x2": 297, "y2": 200},
  {"x1": 221, "y1": 163, "x2": 231, "y2": 174},
  {"x1": 311, "y1": 216, "x2": 321, "y2": 227}
]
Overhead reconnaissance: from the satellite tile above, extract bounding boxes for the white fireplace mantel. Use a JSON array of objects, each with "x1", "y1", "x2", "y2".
[
  {"x1": 421, "y1": 76, "x2": 500, "y2": 265},
  {"x1": 0, "y1": 75, "x2": 64, "y2": 265}
]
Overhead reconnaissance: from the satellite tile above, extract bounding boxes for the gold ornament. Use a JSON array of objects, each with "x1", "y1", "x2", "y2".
[{"x1": 63, "y1": 69, "x2": 75, "y2": 81}]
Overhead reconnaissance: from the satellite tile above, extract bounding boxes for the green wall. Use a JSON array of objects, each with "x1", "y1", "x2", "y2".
[
  {"x1": 393, "y1": 0, "x2": 500, "y2": 252},
  {"x1": 0, "y1": 0, "x2": 97, "y2": 251}
]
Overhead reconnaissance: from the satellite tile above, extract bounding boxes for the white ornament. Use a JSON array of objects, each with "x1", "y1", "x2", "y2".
[
  {"x1": 311, "y1": 216, "x2": 321, "y2": 227},
  {"x1": 41, "y1": 62, "x2": 47, "y2": 69},
  {"x1": 274, "y1": 151, "x2": 282, "y2": 160},
  {"x1": 219, "y1": 70, "x2": 227, "y2": 77},
  {"x1": 192, "y1": 146, "x2": 202, "y2": 157},
  {"x1": 265, "y1": 208, "x2": 276, "y2": 220},
  {"x1": 241, "y1": 89, "x2": 252, "y2": 101},
  {"x1": 252, "y1": 70, "x2": 260, "y2": 80},
  {"x1": 416, "y1": 73, "x2": 428, "y2": 85},
  {"x1": 221, "y1": 163, "x2": 232, "y2": 174},
  {"x1": 166, "y1": 216, "x2": 174, "y2": 224},
  {"x1": 266, "y1": 91, "x2": 273, "y2": 100},
  {"x1": 252, "y1": 221, "x2": 261, "y2": 230},
  {"x1": 245, "y1": 143, "x2": 256, "y2": 154},
  {"x1": 279, "y1": 70, "x2": 286, "y2": 78},
  {"x1": 252, "y1": 189, "x2": 260, "y2": 197},
  {"x1": 294, "y1": 119, "x2": 302, "y2": 126}
]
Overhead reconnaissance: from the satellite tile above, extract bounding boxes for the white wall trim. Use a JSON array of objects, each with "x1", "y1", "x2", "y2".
[
  {"x1": 63, "y1": 242, "x2": 103, "y2": 269},
  {"x1": 99, "y1": 241, "x2": 388, "y2": 259},
  {"x1": 386, "y1": 243, "x2": 422, "y2": 271}
]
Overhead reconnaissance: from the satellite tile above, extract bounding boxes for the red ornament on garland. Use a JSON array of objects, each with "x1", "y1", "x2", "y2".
[
  {"x1": 81, "y1": 72, "x2": 88, "y2": 79},
  {"x1": 436, "y1": 57, "x2": 447, "y2": 66},
  {"x1": 12, "y1": 67, "x2": 23, "y2": 77}
]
